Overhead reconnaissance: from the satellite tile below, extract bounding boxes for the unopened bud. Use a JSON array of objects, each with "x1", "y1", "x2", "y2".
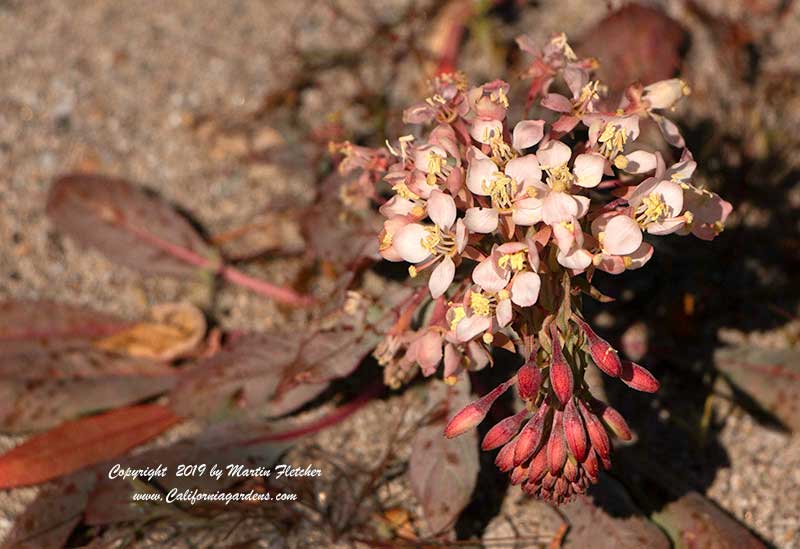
[
  {"x1": 642, "y1": 78, "x2": 688, "y2": 110},
  {"x1": 482, "y1": 408, "x2": 528, "y2": 451},
  {"x1": 517, "y1": 361, "x2": 542, "y2": 401},
  {"x1": 514, "y1": 404, "x2": 549, "y2": 466},
  {"x1": 549, "y1": 327, "x2": 573, "y2": 405},
  {"x1": 528, "y1": 449, "x2": 548, "y2": 483},
  {"x1": 620, "y1": 360, "x2": 660, "y2": 393},
  {"x1": 495, "y1": 437, "x2": 518, "y2": 472},
  {"x1": 596, "y1": 401, "x2": 632, "y2": 441},
  {"x1": 563, "y1": 399, "x2": 588, "y2": 462},
  {"x1": 578, "y1": 399, "x2": 611, "y2": 460},
  {"x1": 563, "y1": 458, "x2": 579, "y2": 482},
  {"x1": 574, "y1": 316, "x2": 621, "y2": 377},
  {"x1": 547, "y1": 410, "x2": 567, "y2": 475},
  {"x1": 583, "y1": 449, "x2": 600, "y2": 482},
  {"x1": 510, "y1": 464, "x2": 528, "y2": 485},
  {"x1": 444, "y1": 378, "x2": 513, "y2": 438}
]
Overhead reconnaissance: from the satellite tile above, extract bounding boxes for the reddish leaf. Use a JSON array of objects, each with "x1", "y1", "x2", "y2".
[
  {"x1": 1, "y1": 471, "x2": 96, "y2": 549},
  {"x1": 579, "y1": 5, "x2": 687, "y2": 99},
  {"x1": 47, "y1": 173, "x2": 216, "y2": 277},
  {"x1": 0, "y1": 300, "x2": 130, "y2": 355},
  {"x1": 0, "y1": 348, "x2": 173, "y2": 379},
  {"x1": 0, "y1": 375, "x2": 177, "y2": 433},
  {"x1": 652, "y1": 492, "x2": 766, "y2": 548},
  {"x1": 0, "y1": 404, "x2": 180, "y2": 488},
  {"x1": 169, "y1": 333, "x2": 329, "y2": 420},
  {"x1": 409, "y1": 378, "x2": 479, "y2": 535},
  {"x1": 212, "y1": 209, "x2": 306, "y2": 261}
]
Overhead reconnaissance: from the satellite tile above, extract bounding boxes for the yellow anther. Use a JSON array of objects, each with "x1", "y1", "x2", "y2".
[
  {"x1": 598, "y1": 123, "x2": 628, "y2": 159},
  {"x1": 392, "y1": 182, "x2": 419, "y2": 200},
  {"x1": 614, "y1": 155, "x2": 629, "y2": 170},
  {"x1": 638, "y1": 192, "x2": 669, "y2": 224},
  {"x1": 491, "y1": 87, "x2": 509, "y2": 108},
  {"x1": 525, "y1": 186, "x2": 539, "y2": 198},
  {"x1": 547, "y1": 165, "x2": 574, "y2": 192},
  {"x1": 449, "y1": 306, "x2": 466, "y2": 331},
  {"x1": 683, "y1": 211, "x2": 694, "y2": 225},
  {"x1": 623, "y1": 256, "x2": 633, "y2": 268},
  {"x1": 680, "y1": 80, "x2": 691, "y2": 96},
  {"x1": 713, "y1": 220, "x2": 725, "y2": 234},
  {"x1": 470, "y1": 292, "x2": 492, "y2": 317},
  {"x1": 488, "y1": 134, "x2": 514, "y2": 165},
  {"x1": 484, "y1": 172, "x2": 518, "y2": 211},
  {"x1": 421, "y1": 226, "x2": 442, "y2": 254},
  {"x1": 482, "y1": 332, "x2": 494, "y2": 344},
  {"x1": 497, "y1": 289, "x2": 510, "y2": 300},
  {"x1": 444, "y1": 375, "x2": 458, "y2": 385},
  {"x1": 411, "y1": 205, "x2": 426, "y2": 218},
  {"x1": 380, "y1": 232, "x2": 393, "y2": 250},
  {"x1": 551, "y1": 32, "x2": 577, "y2": 61},
  {"x1": 498, "y1": 251, "x2": 527, "y2": 271},
  {"x1": 575, "y1": 81, "x2": 600, "y2": 112},
  {"x1": 408, "y1": 265, "x2": 418, "y2": 278}
]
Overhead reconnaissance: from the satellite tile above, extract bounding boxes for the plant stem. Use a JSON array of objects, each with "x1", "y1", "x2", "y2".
[{"x1": 220, "y1": 265, "x2": 315, "y2": 307}]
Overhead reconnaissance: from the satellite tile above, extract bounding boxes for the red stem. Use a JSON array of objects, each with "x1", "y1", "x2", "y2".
[
  {"x1": 242, "y1": 382, "x2": 384, "y2": 445},
  {"x1": 221, "y1": 265, "x2": 315, "y2": 307}
]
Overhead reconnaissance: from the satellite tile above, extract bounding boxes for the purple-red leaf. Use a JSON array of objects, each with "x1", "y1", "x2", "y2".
[
  {"x1": 47, "y1": 173, "x2": 217, "y2": 277},
  {"x1": 410, "y1": 378, "x2": 479, "y2": 535},
  {"x1": 0, "y1": 404, "x2": 180, "y2": 488}
]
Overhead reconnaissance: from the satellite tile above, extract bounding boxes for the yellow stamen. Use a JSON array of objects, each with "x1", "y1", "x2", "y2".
[
  {"x1": 408, "y1": 265, "x2": 418, "y2": 278},
  {"x1": 497, "y1": 289, "x2": 510, "y2": 300},
  {"x1": 484, "y1": 171, "x2": 519, "y2": 211},
  {"x1": 392, "y1": 182, "x2": 419, "y2": 200},
  {"x1": 623, "y1": 256, "x2": 633, "y2": 269},
  {"x1": 637, "y1": 192, "x2": 669, "y2": 225},
  {"x1": 380, "y1": 232, "x2": 392, "y2": 250},
  {"x1": 614, "y1": 154, "x2": 629, "y2": 170},
  {"x1": 449, "y1": 306, "x2": 466, "y2": 331},
  {"x1": 470, "y1": 292, "x2": 492, "y2": 317},
  {"x1": 482, "y1": 332, "x2": 494, "y2": 344},
  {"x1": 547, "y1": 165, "x2": 574, "y2": 192},
  {"x1": 498, "y1": 251, "x2": 526, "y2": 271},
  {"x1": 598, "y1": 123, "x2": 628, "y2": 159}
]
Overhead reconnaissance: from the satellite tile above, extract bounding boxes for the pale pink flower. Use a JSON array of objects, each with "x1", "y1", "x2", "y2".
[
  {"x1": 378, "y1": 216, "x2": 413, "y2": 262},
  {"x1": 403, "y1": 71, "x2": 470, "y2": 125},
  {"x1": 585, "y1": 113, "x2": 640, "y2": 166},
  {"x1": 590, "y1": 213, "x2": 653, "y2": 274},
  {"x1": 628, "y1": 177, "x2": 687, "y2": 235},
  {"x1": 393, "y1": 190, "x2": 467, "y2": 298},
  {"x1": 447, "y1": 287, "x2": 508, "y2": 343},
  {"x1": 472, "y1": 242, "x2": 541, "y2": 307},
  {"x1": 467, "y1": 80, "x2": 510, "y2": 144},
  {"x1": 678, "y1": 185, "x2": 732, "y2": 241},
  {"x1": 642, "y1": 78, "x2": 691, "y2": 111},
  {"x1": 551, "y1": 217, "x2": 593, "y2": 271}
]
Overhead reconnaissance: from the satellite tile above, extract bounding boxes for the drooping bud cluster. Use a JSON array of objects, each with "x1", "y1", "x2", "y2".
[{"x1": 330, "y1": 32, "x2": 731, "y2": 504}]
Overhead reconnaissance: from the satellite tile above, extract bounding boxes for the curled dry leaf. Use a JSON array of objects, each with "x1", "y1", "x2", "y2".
[
  {"x1": 47, "y1": 173, "x2": 217, "y2": 277},
  {"x1": 409, "y1": 377, "x2": 479, "y2": 536},
  {"x1": 0, "y1": 404, "x2": 180, "y2": 488},
  {"x1": 95, "y1": 302, "x2": 206, "y2": 361}
]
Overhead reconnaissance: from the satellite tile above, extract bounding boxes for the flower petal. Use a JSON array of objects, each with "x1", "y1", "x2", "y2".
[
  {"x1": 504, "y1": 154, "x2": 542, "y2": 187},
  {"x1": 496, "y1": 298, "x2": 512, "y2": 327},
  {"x1": 536, "y1": 140, "x2": 571, "y2": 168},
  {"x1": 512, "y1": 120, "x2": 546, "y2": 150},
  {"x1": 623, "y1": 150, "x2": 657, "y2": 174},
  {"x1": 541, "y1": 93, "x2": 573, "y2": 113},
  {"x1": 429, "y1": 256, "x2": 455, "y2": 298},
  {"x1": 466, "y1": 147, "x2": 498, "y2": 196},
  {"x1": 464, "y1": 207, "x2": 499, "y2": 233},
  {"x1": 427, "y1": 189, "x2": 456, "y2": 230},
  {"x1": 393, "y1": 223, "x2": 431, "y2": 264},
  {"x1": 456, "y1": 314, "x2": 492, "y2": 342},
  {"x1": 469, "y1": 118, "x2": 503, "y2": 144},
  {"x1": 415, "y1": 331, "x2": 443, "y2": 376},
  {"x1": 603, "y1": 215, "x2": 642, "y2": 256},
  {"x1": 511, "y1": 271, "x2": 541, "y2": 306},
  {"x1": 573, "y1": 153, "x2": 605, "y2": 188},
  {"x1": 542, "y1": 191, "x2": 578, "y2": 226},
  {"x1": 472, "y1": 255, "x2": 510, "y2": 293}
]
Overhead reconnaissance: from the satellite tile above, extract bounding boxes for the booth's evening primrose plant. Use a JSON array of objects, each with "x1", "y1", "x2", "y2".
[{"x1": 333, "y1": 33, "x2": 731, "y2": 505}]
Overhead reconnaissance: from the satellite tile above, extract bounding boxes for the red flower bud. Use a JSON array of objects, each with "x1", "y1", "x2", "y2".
[
  {"x1": 574, "y1": 316, "x2": 621, "y2": 377},
  {"x1": 513, "y1": 403, "x2": 549, "y2": 466},
  {"x1": 583, "y1": 449, "x2": 600, "y2": 482},
  {"x1": 597, "y1": 401, "x2": 633, "y2": 441},
  {"x1": 528, "y1": 446, "x2": 549, "y2": 483},
  {"x1": 482, "y1": 408, "x2": 528, "y2": 450},
  {"x1": 510, "y1": 464, "x2": 528, "y2": 485},
  {"x1": 563, "y1": 458, "x2": 578, "y2": 482},
  {"x1": 495, "y1": 437, "x2": 518, "y2": 472},
  {"x1": 549, "y1": 327, "x2": 573, "y2": 405},
  {"x1": 578, "y1": 399, "x2": 611, "y2": 460},
  {"x1": 547, "y1": 410, "x2": 567, "y2": 475},
  {"x1": 444, "y1": 378, "x2": 513, "y2": 438},
  {"x1": 563, "y1": 399, "x2": 588, "y2": 462},
  {"x1": 517, "y1": 361, "x2": 542, "y2": 401},
  {"x1": 620, "y1": 360, "x2": 660, "y2": 393}
]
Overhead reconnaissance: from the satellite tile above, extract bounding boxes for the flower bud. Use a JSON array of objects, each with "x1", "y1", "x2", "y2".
[
  {"x1": 513, "y1": 403, "x2": 549, "y2": 466},
  {"x1": 528, "y1": 448, "x2": 549, "y2": 483},
  {"x1": 620, "y1": 360, "x2": 660, "y2": 393},
  {"x1": 563, "y1": 399, "x2": 588, "y2": 462},
  {"x1": 444, "y1": 378, "x2": 513, "y2": 438},
  {"x1": 563, "y1": 458, "x2": 579, "y2": 482},
  {"x1": 643, "y1": 78, "x2": 689, "y2": 110},
  {"x1": 578, "y1": 399, "x2": 611, "y2": 460},
  {"x1": 583, "y1": 450, "x2": 600, "y2": 482},
  {"x1": 549, "y1": 328, "x2": 573, "y2": 405},
  {"x1": 574, "y1": 316, "x2": 621, "y2": 377},
  {"x1": 517, "y1": 361, "x2": 542, "y2": 401},
  {"x1": 510, "y1": 464, "x2": 528, "y2": 485},
  {"x1": 495, "y1": 437, "x2": 518, "y2": 472},
  {"x1": 482, "y1": 408, "x2": 528, "y2": 451},
  {"x1": 547, "y1": 410, "x2": 567, "y2": 475},
  {"x1": 596, "y1": 401, "x2": 632, "y2": 441}
]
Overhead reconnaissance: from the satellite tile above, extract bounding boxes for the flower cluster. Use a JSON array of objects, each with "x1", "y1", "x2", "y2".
[{"x1": 334, "y1": 33, "x2": 731, "y2": 504}]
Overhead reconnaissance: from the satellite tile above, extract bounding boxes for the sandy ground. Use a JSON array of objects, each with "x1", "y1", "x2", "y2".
[{"x1": 1, "y1": 0, "x2": 799, "y2": 547}]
